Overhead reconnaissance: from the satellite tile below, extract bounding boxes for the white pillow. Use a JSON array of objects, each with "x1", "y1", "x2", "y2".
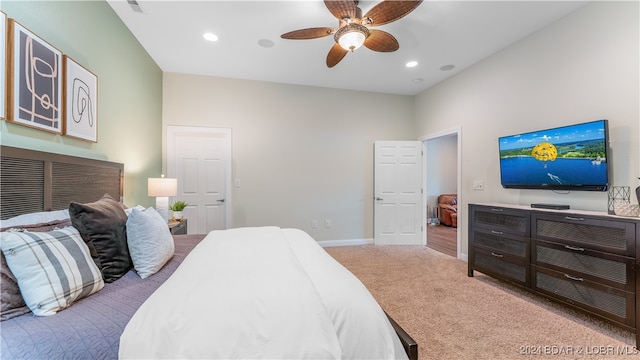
[
  {"x1": 0, "y1": 227, "x2": 104, "y2": 316},
  {"x1": 0, "y1": 209, "x2": 70, "y2": 229},
  {"x1": 126, "y1": 207, "x2": 175, "y2": 279},
  {"x1": 124, "y1": 205, "x2": 145, "y2": 217}
]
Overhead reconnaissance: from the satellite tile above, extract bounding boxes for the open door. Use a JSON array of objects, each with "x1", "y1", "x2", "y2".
[{"x1": 374, "y1": 141, "x2": 424, "y2": 245}]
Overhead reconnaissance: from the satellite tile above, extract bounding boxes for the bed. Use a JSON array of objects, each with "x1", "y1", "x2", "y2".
[{"x1": 0, "y1": 146, "x2": 417, "y2": 360}]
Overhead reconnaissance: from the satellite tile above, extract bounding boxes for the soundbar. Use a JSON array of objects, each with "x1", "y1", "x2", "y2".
[{"x1": 531, "y1": 203, "x2": 570, "y2": 210}]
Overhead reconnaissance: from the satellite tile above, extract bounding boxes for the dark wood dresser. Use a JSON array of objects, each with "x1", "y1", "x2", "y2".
[{"x1": 468, "y1": 203, "x2": 640, "y2": 347}]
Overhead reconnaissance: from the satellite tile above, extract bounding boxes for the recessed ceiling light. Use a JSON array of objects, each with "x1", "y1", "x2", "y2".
[
  {"x1": 412, "y1": 78, "x2": 423, "y2": 83},
  {"x1": 440, "y1": 64, "x2": 455, "y2": 71},
  {"x1": 406, "y1": 61, "x2": 418, "y2": 68},
  {"x1": 203, "y1": 32, "x2": 218, "y2": 42},
  {"x1": 258, "y1": 39, "x2": 275, "y2": 48}
]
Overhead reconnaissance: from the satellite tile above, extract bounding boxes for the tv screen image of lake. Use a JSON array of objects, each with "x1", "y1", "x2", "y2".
[{"x1": 500, "y1": 140, "x2": 607, "y2": 186}]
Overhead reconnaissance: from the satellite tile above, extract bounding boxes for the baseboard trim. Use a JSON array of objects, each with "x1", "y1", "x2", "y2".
[{"x1": 318, "y1": 238, "x2": 373, "y2": 247}]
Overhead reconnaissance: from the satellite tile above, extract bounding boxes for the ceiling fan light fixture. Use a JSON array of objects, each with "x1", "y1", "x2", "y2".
[
  {"x1": 335, "y1": 24, "x2": 369, "y2": 52},
  {"x1": 203, "y1": 32, "x2": 218, "y2": 42}
]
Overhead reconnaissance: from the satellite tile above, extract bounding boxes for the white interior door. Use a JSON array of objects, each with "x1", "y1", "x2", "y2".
[
  {"x1": 374, "y1": 141, "x2": 424, "y2": 245},
  {"x1": 167, "y1": 126, "x2": 231, "y2": 234}
]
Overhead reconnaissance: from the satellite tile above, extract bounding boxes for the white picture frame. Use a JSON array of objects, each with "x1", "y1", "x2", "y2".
[{"x1": 63, "y1": 56, "x2": 98, "y2": 142}]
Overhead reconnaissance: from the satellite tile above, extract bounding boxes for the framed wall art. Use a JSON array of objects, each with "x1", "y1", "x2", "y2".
[
  {"x1": 64, "y1": 56, "x2": 97, "y2": 142},
  {"x1": 7, "y1": 19, "x2": 63, "y2": 134},
  {"x1": 0, "y1": 11, "x2": 7, "y2": 120}
]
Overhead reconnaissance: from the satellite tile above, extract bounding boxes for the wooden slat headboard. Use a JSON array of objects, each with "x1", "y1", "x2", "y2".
[{"x1": 0, "y1": 146, "x2": 124, "y2": 220}]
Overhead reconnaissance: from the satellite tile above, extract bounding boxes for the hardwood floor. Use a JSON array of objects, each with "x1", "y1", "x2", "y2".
[{"x1": 426, "y1": 224, "x2": 457, "y2": 257}]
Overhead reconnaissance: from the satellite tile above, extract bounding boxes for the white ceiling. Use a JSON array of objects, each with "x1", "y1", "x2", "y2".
[{"x1": 106, "y1": 0, "x2": 587, "y2": 96}]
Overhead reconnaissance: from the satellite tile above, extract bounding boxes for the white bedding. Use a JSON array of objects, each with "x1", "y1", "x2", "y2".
[{"x1": 119, "y1": 227, "x2": 407, "y2": 359}]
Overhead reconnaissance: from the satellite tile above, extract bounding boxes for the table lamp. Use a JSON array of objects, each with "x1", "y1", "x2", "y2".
[{"x1": 148, "y1": 176, "x2": 177, "y2": 222}]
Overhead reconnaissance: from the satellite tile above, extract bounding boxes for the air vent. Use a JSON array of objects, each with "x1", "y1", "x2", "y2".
[{"x1": 127, "y1": 0, "x2": 143, "y2": 13}]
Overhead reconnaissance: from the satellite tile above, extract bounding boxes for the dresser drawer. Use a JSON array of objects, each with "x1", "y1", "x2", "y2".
[
  {"x1": 533, "y1": 240, "x2": 634, "y2": 291},
  {"x1": 472, "y1": 206, "x2": 529, "y2": 236},
  {"x1": 474, "y1": 247, "x2": 529, "y2": 287},
  {"x1": 532, "y1": 266, "x2": 634, "y2": 327},
  {"x1": 532, "y1": 213, "x2": 636, "y2": 256},
  {"x1": 473, "y1": 228, "x2": 528, "y2": 259}
]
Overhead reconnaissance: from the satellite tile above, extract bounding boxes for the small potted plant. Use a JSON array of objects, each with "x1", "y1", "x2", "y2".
[{"x1": 169, "y1": 201, "x2": 188, "y2": 221}]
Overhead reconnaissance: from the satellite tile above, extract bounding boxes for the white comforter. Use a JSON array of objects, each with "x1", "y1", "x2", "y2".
[{"x1": 119, "y1": 227, "x2": 407, "y2": 359}]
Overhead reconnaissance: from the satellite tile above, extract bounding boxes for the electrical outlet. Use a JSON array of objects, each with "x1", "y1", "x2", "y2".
[
  {"x1": 311, "y1": 220, "x2": 318, "y2": 229},
  {"x1": 473, "y1": 180, "x2": 484, "y2": 190},
  {"x1": 324, "y1": 219, "x2": 331, "y2": 228},
  {"x1": 234, "y1": 179, "x2": 241, "y2": 187}
]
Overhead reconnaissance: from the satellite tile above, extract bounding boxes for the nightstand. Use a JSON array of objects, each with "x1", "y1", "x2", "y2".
[{"x1": 168, "y1": 219, "x2": 187, "y2": 235}]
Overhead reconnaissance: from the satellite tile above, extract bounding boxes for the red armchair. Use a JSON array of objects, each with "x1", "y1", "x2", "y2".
[{"x1": 438, "y1": 194, "x2": 458, "y2": 227}]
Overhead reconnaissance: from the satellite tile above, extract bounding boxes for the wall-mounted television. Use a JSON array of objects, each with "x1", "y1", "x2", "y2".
[{"x1": 498, "y1": 119, "x2": 609, "y2": 191}]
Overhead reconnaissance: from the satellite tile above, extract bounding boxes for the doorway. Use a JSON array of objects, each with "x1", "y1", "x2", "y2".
[
  {"x1": 421, "y1": 128, "x2": 461, "y2": 258},
  {"x1": 373, "y1": 141, "x2": 424, "y2": 245},
  {"x1": 167, "y1": 126, "x2": 232, "y2": 234}
]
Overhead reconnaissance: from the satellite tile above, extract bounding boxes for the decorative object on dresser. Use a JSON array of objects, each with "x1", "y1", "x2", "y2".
[
  {"x1": 468, "y1": 203, "x2": 640, "y2": 348},
  {"x1": 608, "y1": 186, "x2": 631, "y2": 215},
  {"x1": 613, "y1": 202, "x2": 640, "y2": 217},
  {"x1": 147, "y1": 176, "x2": 177, "y2": 223}
]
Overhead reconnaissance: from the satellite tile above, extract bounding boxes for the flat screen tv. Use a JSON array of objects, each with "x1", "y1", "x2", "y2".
[{"x1": 498, "y1": 119, "x2": 609, "y2": 191}]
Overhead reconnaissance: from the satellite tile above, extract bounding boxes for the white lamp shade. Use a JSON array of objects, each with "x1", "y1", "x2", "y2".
[
  {"x1": 148, "y1": 178, "x2": 177, "y2": 197},
  {"x1": 338, "y1": 30, "x2": 366, "y2": 51}
]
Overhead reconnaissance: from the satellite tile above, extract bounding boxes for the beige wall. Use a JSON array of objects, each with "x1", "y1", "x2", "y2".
[
  {"x1": 0, "y1": 1, "x2": 163, "y2": 207},
  {"x1": 162, "y1": 74, "x2": 415, "y2": 241},
  {"x1": 415, "y1": 1, "x2": 640, "y2": 257}
]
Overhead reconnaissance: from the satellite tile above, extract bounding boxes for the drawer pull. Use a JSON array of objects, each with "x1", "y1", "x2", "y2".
[
  {"x1": 564, "y1": 274, "x2": 584, "y2": 282},
  {"x1": 491, "y1": 208, "x2": 504, "y2": 212},
  {"x1": 564, "y1": 245, "x2": 585, "y2": 252},
  {"x1": 565, "y1": 216, "x2": 585, "y2": 222},
  {"x1": 491, "y1": 230, "x2": 504, "y2": 235},
  {"x1": 491, "y1": 252, "x2": 504, "y2": 258}
]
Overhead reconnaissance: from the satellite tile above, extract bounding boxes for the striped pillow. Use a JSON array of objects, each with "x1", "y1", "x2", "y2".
[{"x1": 0, "y1": 227, "x2": 104, "y2": 316}]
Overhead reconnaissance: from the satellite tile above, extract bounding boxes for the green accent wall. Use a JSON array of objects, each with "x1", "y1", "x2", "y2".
[{"x1": 0, "y1": 1, "x2": 162, "y2": 207}]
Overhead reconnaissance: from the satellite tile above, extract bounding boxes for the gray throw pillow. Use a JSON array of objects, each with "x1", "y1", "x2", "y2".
[
  {"x1": 0, "y1": 251, "x2": 30, "y2": 321},
  {"x1": 69, "y1": 194, "x2": 132, "y2": 283}
]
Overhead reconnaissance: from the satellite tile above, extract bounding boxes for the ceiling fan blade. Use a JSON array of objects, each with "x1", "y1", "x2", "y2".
[
  {"x1": 363, "y1": 30, "x2": 399, "y2": 52},
  {"x1": 324, "y1": 0, "x2": 356, "y2": 20},
  {"x1": 363, "y1": 0, "x2": 423, "y2": 27},
  {"x1": 326, "y1": 43, "x2": 349, "y2": 68},
  {"x1": 281, "y1": 27, "x2": 334, "y2": 40}
]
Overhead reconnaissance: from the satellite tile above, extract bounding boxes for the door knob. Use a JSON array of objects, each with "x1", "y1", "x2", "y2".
[
  {"x1": 375, "y1": 197, "x2": 384, "y2": 201},
  {"x1": 217, "y1": 199, "x2": 225, "y2": 203}
]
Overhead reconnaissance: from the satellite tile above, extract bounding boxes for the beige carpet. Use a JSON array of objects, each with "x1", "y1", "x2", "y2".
[{"x1": 324, "y1": 245, "x2": 637, "y2": 360}]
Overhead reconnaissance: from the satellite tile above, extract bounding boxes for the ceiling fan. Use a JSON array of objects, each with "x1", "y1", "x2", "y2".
[{"x1": 281, "y1": 0, "x2": 423, "y2": 68}]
